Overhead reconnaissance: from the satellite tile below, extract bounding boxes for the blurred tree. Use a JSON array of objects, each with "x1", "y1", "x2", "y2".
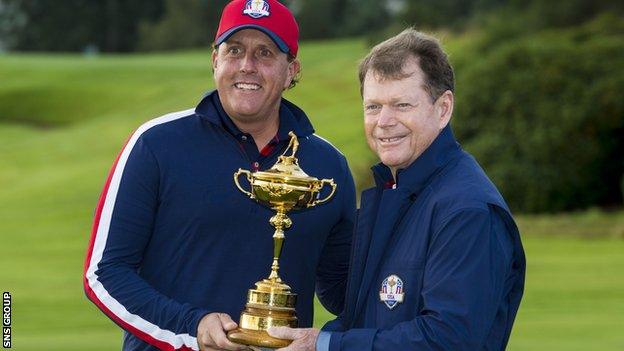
[
  {"x1": 0, "y1": 1, "x2": 17, "y2": 49},
  {"x1": 0, "y1": 0, "x2": 164, "y2": 52},
  {"x1": 99, "y1": 0, "x2": 165, "y2": 52},
  {"x1": 507, "y1": 0, "x2": 624, "y2": 29},
  {"x1": 295, "y1": 0, "x2": 348, "y2": 39},
  {"x1": 453, "y1": 14, "x2": 624, "y2": 212},
  {"x1": 398, "y1": 0, "x2": 624, "y2": 31},
  {"x1": 399, "y1": 0, "x2": 506, "y2": 30},
  {"x1": 137, "y1": 0, "x2": 229, "y2": 51},
  {"x1": 340, "y1": 0, "x2": 392, "y2": 36}
]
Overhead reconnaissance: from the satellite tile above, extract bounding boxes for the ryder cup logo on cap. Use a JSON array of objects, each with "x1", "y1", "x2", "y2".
[
  {"x1": 215, "y1": 0, "x2": 300, "y2": 56},
  {"x1": 243, "y1": 0, "x2": 270, "y2": 18},
  {"x1": 380, "y1": 274, "x2": 405, "y2": 309}
]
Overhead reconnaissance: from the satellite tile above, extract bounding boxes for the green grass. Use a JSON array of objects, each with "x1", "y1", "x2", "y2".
[
  {"x1": 1, "y1": 38, "x2": 623, "y2": 350},
  {"x1": 510, "y1": 236, "x2": 624, "y2": 350},
  {"x1": 516, "y1": 209, "x2": 624, "y2": 239}
]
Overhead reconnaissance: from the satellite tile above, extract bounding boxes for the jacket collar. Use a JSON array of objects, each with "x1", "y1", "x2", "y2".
[
  {"x1": 371, "y1": 125, "x2": 462, "y2": 195},
  {"x1": 194, "y1": 90, "x2": 315, "y2": 139}
]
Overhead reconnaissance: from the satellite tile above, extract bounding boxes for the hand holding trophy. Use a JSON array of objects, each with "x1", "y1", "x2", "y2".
[{"x1": 229, "y1": 132, "x2": 336, "y2": 348}]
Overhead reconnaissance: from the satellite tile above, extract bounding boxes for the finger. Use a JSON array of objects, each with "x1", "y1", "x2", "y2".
[
  {"x1": 267, "y1": 326, "x2": 299, "y2": 340},
  {"x1": 209, "y1": 327, "x2": 247, "y2": 351},
  {"x1": 275, "y1": 339, "x2": 300, "y2": 351},
  {"x1": 218, "y1": 313, "x2": 238, "y2": 331}
]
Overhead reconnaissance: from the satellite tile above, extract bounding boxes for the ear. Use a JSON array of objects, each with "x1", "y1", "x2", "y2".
[
  {"x1": 284, "y1": 58, "x2": 301, "y2": 89},
  {"x1": 435, "y1": 90, "x2": 454, "y2": 129},
  {"x1": 211, "y1": 49, "x2": 218, "y2": 70}
]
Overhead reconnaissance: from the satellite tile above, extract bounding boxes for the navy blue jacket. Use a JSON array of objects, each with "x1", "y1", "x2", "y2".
[
  {"x1": 322, "y1": 126, "x2": 525, "y2": 350},
  {"x1": 84, "y1": 91, "x2": 356, "y2": 351}
]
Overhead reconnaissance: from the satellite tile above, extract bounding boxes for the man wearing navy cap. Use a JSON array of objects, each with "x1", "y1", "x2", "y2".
[
  {"x1": 268, "y1": 28, "x2": 525, "y2": 351},
  {"x1": 84, "y1": 1, "x2": 356, "y2": 350}
]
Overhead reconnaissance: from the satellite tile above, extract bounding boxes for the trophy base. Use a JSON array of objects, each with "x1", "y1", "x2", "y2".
[
  {"x1": 227, "y1": 328, "x2": 290, "y2": 349},
  {"x1": 227, "y1": 281, "x2": 298, "y2": 348}
]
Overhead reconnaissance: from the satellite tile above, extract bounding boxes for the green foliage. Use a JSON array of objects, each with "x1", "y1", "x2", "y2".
[
  {"x1": 0, "y1": 0, "x2": 394, "y2": 52},
  {"x1": 400, "y1": 0, "x2": 506, "y2": 30},
  {"x1": 0, "y1": 0, "x2": 165, "y2": 52},
  {"x1": 137, "y1": 0, "x2": 220, "y2": 51},
  {"x1": 399, "y1": 0, "x2": 624, "y2": 32},
  {"x1": 621, "y1": 174, "x2": 624, "y2": 203},
  {"x1": 339, "y1": 0, "x2": 392, "y2": 37},
  {"x1": 453, "y1": 15, "x2": 624, "y2": 212},
  {"x1": 1, "y1": 38, "x2": 624, "y2": 351},
  {"x1": 295, "y1": 0, "x2": 348, "y2": 39},
  {"x1": 506, "y1": 0, "x2": 624, "y2": 29},
  {"x1": 473, "y1": 1, "x2": 624, "y2": 50},
  {"x1": 3, "y1": 0, "x2": 624, "y2": 53}
]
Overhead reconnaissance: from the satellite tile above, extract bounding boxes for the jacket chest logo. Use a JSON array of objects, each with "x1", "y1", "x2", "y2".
[{"x1": 379, "y1": 274, "x2": 404, "y2": 309}]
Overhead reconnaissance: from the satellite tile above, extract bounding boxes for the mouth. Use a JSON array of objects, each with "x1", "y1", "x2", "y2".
[
  {"x1": 234, "y1": 82, "x2": 261, "y2": 91},
  {"x1": 377, "y1": 135, "x2": 407, "y2": 144}
]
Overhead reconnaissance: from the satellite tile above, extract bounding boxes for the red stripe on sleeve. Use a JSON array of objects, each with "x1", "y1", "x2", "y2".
[{"x1": 83, "y1": 132, "x2": 192, "y2": 350}]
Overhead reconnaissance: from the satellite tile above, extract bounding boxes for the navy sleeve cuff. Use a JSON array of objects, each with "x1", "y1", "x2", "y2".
[
  {"x1": 189, "y1": 309, "x2": 211, "y2": 337},
  {"x1": 316, "y1": 330, "x2": 332, "y2": 351}
]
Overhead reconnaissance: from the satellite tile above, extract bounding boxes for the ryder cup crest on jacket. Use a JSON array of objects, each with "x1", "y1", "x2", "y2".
[
  {"x1": 215, "y1": 0, "x2": 300, "y2": 56},
  {"x1": 379, "y1": 274, "x2": 404, "y2": 309}
]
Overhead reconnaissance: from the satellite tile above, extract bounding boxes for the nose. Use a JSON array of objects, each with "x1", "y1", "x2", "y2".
[
  {"x1": 240, "y1": 53, "x2": 257, "y2": 74},
  {"x1": 377, "y1": 106, "x2": 396, "y2": 128}
]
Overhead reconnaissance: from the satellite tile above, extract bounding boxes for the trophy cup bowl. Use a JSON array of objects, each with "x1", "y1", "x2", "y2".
[{"x1": 228, "y1": 132, "x2": 336, "y2": 349}]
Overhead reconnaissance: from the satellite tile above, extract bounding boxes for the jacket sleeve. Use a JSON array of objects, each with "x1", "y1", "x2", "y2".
[
  {"x1": 327, "y1": 207, "x2": 514, "y2": 351},
  {"x1": 321, "y1": 314, "x2": 347, "y2": 332},
  {"x1": 315, "y1": 157, "x2": 357, "y2": 315},
  {"x1": 83, "y1": 133, "x2": 208, "y2": 351}
]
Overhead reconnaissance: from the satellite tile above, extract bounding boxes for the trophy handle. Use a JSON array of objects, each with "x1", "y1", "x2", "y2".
[
  {"x1": 234, "y1": 169, "x2": 254, "y2": 199},
  {"x1": 311, "y1": 179, "x2": 336, "y2": 206}
]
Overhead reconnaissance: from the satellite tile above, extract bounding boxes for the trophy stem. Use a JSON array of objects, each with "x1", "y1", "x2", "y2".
[
  {"x1": 228, "y1": 131, "x2": 338, "y2": 348},
  {"x1": 269, "y1": 210, "x2": 292, "y2": 281}
]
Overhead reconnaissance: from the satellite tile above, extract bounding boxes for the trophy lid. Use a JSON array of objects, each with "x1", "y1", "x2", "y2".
[{"x1": 253, "y1": 131, "x2": 318, "y2": 183}]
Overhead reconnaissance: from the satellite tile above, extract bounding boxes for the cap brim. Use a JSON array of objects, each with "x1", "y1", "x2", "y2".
[{"x1": 215, "y1": 25, "x2": 290, "y2": 54}]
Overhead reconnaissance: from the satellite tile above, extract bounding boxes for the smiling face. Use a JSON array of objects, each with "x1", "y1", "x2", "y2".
[
  {"x1": 363, "y1": 57, "x2": 454, "y2": 176},
  {"x1": 212, "y1": 29, "x2": 300, "y2": 127}
]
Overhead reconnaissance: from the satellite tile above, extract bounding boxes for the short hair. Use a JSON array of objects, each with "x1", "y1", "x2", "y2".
[
  {"x1": 286, "y1": 53, "x2": 300, "y2": 89},
  {"x1": 358, "y1": 28, "x2": 454, "y2": 102}
]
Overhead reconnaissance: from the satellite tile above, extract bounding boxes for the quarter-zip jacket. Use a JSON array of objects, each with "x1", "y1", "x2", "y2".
[
  {"x1": 322, "y1": 126, "x2": 525, "y2": 351},
  {"x1": 84, "y1": 91, "x2": 356, "y2": 351}
]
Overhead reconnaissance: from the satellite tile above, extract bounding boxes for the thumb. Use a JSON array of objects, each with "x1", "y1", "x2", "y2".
[
  {"x1": 267, "y1": 326, "x2": 298, "y2": 340},
  {"x1": 217, "y1": 313, "x2": 238, "y2": 331}
]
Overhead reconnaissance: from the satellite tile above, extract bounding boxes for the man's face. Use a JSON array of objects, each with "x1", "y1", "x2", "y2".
[
  {"x1": 363, "y1": 57, "x2": 453, "y2": 175},
  {"x1": 212, "y1": 29, "x2": 299, "y2": 124}
]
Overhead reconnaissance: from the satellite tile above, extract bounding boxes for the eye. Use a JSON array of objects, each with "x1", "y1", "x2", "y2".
[
  {"x1": 396, "y1": 102, "x2": 412, "y2": 109},
  {"x1": 258, "y1": 48, "x2": 273, "y2": 58},
  {"x1": 364, "y1": 104, "x2": 381, "y2": 112},
  {"x1": 227, "y1": 46, "x2": 242, "y2": 55}
]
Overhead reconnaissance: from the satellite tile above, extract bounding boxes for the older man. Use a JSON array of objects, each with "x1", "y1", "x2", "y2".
[
  {"x1": 269, "y1": 28, "x2": 525, "y2": 351},
  {"x1": 83, "y1": 1, "x2": 356, "y2": 350}
]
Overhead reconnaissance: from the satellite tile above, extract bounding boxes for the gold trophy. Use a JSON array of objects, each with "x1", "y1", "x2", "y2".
[{"x1": 229, "y1": 131, "x2": 337, "y2": 348}]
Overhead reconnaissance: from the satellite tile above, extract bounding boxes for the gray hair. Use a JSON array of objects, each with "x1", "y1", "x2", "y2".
[{"x1": 358, "y1": 28, "x2": 454, "y2": 101}]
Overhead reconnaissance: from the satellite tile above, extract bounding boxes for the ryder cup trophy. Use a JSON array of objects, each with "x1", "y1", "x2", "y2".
[{"x1": 229, "y1": 131, "x2": 337, "y2": 348}]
